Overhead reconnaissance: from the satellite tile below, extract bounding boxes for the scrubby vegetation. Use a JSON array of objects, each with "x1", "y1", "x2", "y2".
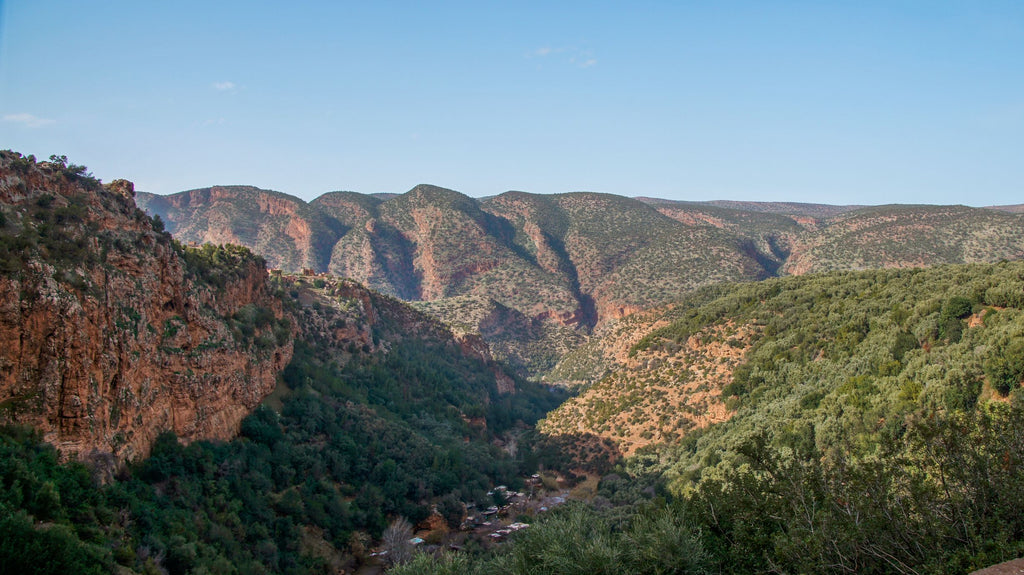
[
  {"x1": 630, "y1": 261, "x2": 1024, "y2": 489},
  {"x1": 176, "y1": 242, "x2": 265, "y2": 289},
  {"x1": 398, "y1": 261, "x2": 1024, "y2": 574},
  {"x1": 404, "y1": 400, "x2": 1024, "y2": 574},
  {"x1": 544, "y1": 261, "x2": 1024, "y2": 462},
  {"x1": 413, "y1": 295, "x2": 587, "y2": 375},
  {"x1": 784, "y1": 204, "x2": 1024, "y2": 274},
  {"x1": 138, "y1": 185, "x2": 344, "y2": 272}
]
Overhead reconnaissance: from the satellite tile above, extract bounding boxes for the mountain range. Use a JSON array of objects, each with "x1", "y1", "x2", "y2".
[{"x1": 139, "y1": 185, "x2": 1024, "y2": 378}]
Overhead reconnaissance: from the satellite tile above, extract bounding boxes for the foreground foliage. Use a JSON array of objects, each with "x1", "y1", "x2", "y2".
[
  {"x1": 413, "y1": 262, "x2": 1024, "y2": 574},
  {"x1": 400, "y1": 390, "x2": 1024, "y2": 575}
]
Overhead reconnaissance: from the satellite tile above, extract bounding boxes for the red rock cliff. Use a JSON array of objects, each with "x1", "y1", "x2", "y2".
[{"x1": 0, "y1": 152, "x2": 293, "y2": 461}]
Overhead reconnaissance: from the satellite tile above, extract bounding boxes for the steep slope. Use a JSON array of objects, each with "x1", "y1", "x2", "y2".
[
  {"x1": 638, "y1": 199, "x2": 808, "y2": 272},
  {"x1": 319, "y1": 186, "x2": 576, "y2": 318},
  {"x1": 413, "y1": 294, "x2": 587, "y2": 376},
  {"x1": 0, "y1": 152, "x2": 292, "y2": 461},
  {"x1": 313, "y1": 190, "x2": 424, "y2": 299},
  {"x1": 137, "y1": 186, "x2": 344, "y2": 272},
  {"x1": 0, "y1": 266, "x2": 565, "y2": 575},
  {"x1": 481, "y1": 191, "x2": 776, "y2": 322},
  {"x1": 533, "y1": 192, "x2": 682, "y2": 314},
  {"x1": 540, "y1": 319, "x2": 757, "y2": 457},
  {"x1": 374, "y1": 185, "x2": 577, "y2": 313},
  {"x1": 143, "y1": 184, "x2": 787, "y2": 329},
  {"x1": 319, "y1": 186, "x2": 586, "y2": 375},
  {"x1": 283, "y1": 272, "x2": 525, "y2": 399},
  {"x1": 396, "y1": 261, "x2": 1024, "y2": 575},
  {"x1": 474, "y1": 192, "x2": 778, "y2": 374},
  {"x1": 0, "y1": 161, "x2": 567, "y2": 574}
]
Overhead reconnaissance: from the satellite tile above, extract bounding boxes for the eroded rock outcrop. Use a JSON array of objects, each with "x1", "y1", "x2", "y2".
[{"x1": 0, "y1": 152, "x2": 292, "y2": 461}]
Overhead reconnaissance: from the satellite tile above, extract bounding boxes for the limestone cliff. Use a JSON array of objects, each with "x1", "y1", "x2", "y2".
[{"x1": 0, "y1": 152, "x2": 292, "y2": 461}]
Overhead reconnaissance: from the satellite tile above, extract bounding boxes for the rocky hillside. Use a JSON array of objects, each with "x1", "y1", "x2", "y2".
[
  {"x1": 137, "y1": 187, "x2": 787, "y2": 375},
  {"x1": 137, "y1": 185, "x2": 344, "y2": 272},
  {"x1": 401, "y1": 262, "x2": 1024, "y2": 575},
  {"x1": 0, "y1": 152, "x2": 293, "y2": 461},
  {"x1": 138, "y1": 186, "x2": 1024, "y2": 379},
  {"x1": 987, "y1": 204, "x2": 1024, "y2": 214}
]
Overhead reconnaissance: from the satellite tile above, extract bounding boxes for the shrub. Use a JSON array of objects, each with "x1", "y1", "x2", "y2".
[{"x1": 985, "y1": 341, "x2": 1024, "y2": 396}]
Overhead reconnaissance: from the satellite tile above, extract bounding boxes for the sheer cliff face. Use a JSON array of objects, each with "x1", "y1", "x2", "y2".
[{"x1": 0, "y1": 152, "x2": 292, "y2": 461}]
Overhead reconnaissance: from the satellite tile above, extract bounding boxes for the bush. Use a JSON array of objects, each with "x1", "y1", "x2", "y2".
[
  {"x1": 943, "y1": 296, "x2": 973, "y2": 321},
  {"x1": 985, "y1": 341, "x2": 1024, "y2": 396},
  {"x1": 0, "y1": 513, "x2": 108, "y2": 575}
]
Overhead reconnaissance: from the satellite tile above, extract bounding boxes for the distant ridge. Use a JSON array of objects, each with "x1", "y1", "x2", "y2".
[
  {"x1": 138, "y1": 185, "x2": 1024, "y2": 378},
  {"x1": 635, "y1": 197, "x2": 864, "y2": 219},
  {"x1": 987, "y1": 204, "x2": 1024, "y2": 214}
]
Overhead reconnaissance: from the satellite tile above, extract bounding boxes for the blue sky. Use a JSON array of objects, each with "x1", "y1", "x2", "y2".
[{"x1": 2, "y1": 1, "x2": 1022, "y2": 205}]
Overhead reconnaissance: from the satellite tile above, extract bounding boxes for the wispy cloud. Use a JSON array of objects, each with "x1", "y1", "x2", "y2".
[
  {"x1": 212, "y1": 81, "x2": 236, "y2": 92},
  {"x1": 573, "y1": 56, "x2": 597, "y2": 69},
  {"x1": 2, "y1": 113, "x2": 55, "y2": 128},
  {"x1": 528, "y1": 46, "x2": 597, "y2": 69}
]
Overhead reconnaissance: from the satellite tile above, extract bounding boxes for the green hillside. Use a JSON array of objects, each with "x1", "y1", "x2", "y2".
[
  {"x1": 784, "y1": 205, "x2": 1024, "y2": 274},
  {"x1": 407, "y1": 261, "x2": 1024, "y2": 574}
]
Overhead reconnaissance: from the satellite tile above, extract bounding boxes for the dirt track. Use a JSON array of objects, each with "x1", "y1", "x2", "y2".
[{"x1": 971, "y1": 558, "x2": 1024, "y2": 575}]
